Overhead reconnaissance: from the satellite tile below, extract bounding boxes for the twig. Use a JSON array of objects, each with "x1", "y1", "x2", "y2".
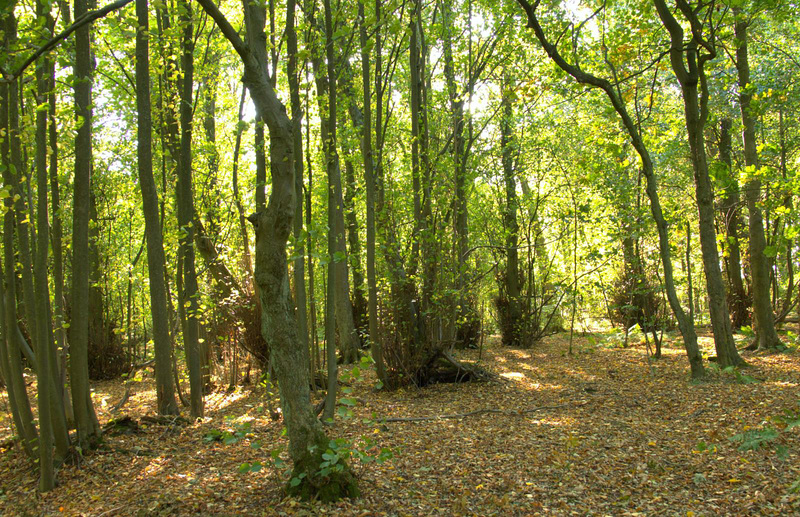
[
  {"x1": 383, "y1": 402, "x2": 583, "y2": 423},
  {"x1": 94, "y1": 505, "x2": 124, "y2": 517}
]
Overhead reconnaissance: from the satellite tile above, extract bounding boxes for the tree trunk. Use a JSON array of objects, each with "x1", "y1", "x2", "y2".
[
  {"x1": 176, "y1": 0, "x2": 204, "y2": 418},
  {"x1": 516, "y1": 0, "x2": 704, "y2": 377},
  {"x1": 198, "y1": 0, "x2": 357, "y2": 500},
  {"x1": 0, "y1": 14, "x2": 39, "y2": 460},
  {"x1": 137, "y1": 0, "x2": 178, "y2": 415},
  {"x1": 286, "y1": 0, "x2": 310, "y2": 380},
  {"x1": 358, "y1": 0, "x2": 387, "y2": 385},
  {"x1": 717, "y1": 119, "x2": 749, "y2": 328},
  {"x1": 501, "y1": 77, "x2": 522, "y2": 347},
  {"x1": 653, "y1": 0, "x2": 742, "y2": 368},
  {"x1": 734, "y1": 13, "x2": 782, "y2": 351},
  {"x1": 71, "y1": 0, "x2": 102, "y2": 449}
]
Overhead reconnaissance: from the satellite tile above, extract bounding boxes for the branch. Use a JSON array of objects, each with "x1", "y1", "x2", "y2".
[
  {"x1": 384, "y1": 402, "x2": 584, "y2": 422},
  {"x1": 2, "y1": 0, "x2": 134, "y2": 83}
]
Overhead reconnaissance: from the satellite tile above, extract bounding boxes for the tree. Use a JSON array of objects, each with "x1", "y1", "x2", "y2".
[
  {"x1": 653, "y1": 0, "x2": 744, "y2": 368},
  {"x1": 197, "y1": 0, "x2": 359, "y2": 500}
]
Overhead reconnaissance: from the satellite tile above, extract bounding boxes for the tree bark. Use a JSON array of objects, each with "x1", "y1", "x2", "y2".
[
  {"x1": 71, "y1": 0, "x2": 102, "y2": 448},
  {"x1": 137, "y1": 0, "x2": 178, "y2": 415},
  {"x1": 176, "y1": 0, "x2": 204, "y2": 418},
  {"x1": 515, "y1": 0, "x2": 704, "y2": 377},
  {"x1": 198, "y1": 0, "x2": 358, "y2": 500},
  {"x1": 653, "y1": 0, "x2": 742, "y2": 368},
  {"x1": 734, "y1": 12, "x2": 782, "y2": 350},
  {"x1": 717, "y1": 119, "x2": 749, "y2": 328},
  {"x1": 358, "y1": 0, "x2": 387, "y2": 385}
]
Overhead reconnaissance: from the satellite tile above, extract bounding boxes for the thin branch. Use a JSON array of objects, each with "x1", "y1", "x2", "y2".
[{"x1": 2, "y1": 0, "x2": 135, "y2": 83}]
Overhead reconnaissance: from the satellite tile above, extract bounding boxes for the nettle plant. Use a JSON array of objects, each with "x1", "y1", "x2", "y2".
[{"x1": 207, "y1": 355, "x2": 393, "y2": 483}]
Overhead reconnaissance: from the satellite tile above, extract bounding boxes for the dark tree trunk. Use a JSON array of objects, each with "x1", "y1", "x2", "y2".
[
  {"x1": 198, "y1": 0, "x2": 358, "y2": 500},
  {"x1": 137, "y1": 0, "x2": 178, "y2": 415},
  {"x1": 653, "y1": 0, "x2": 743, "y2": 368},
  {"x1": 734, "y1": 13, "x2": 782, "y2": 350},
  {"x1": 70, "y1": 0, "x2": 102, "y2": 449},
  {"x1": 176, "y1": 0, "x2": 204, "y2": 418},
  {"x1": 717, "y1": 119, "x2": 749, "y2": 328}
]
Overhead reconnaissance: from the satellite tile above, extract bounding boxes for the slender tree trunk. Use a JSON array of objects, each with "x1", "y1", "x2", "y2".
[
  {"x1": 358, "y1": 0, "x2": 387, "y2": 385},
  {"x1": 653, "y1": 0, "x2": 742, "y2": 368},
  {"x1": 734, "y1": 14, "x2": 781, "y2": 350},
  {"x1": 137, "y1": 0, "x2": 178, "y2": 415},
  {"x1": 717, "y1": 119, "x2": 749, "y2": 328},
  {"x1": 286, "y1": 0, "x2": 310, "y2": 378},
  {"x1": 310, "y1": 9, "x2": 361, "y2": 366},
  {"x1": 176, "y1": 0, "x2": 203, "y2": 418},
  {"x1": 1, "y1": 13, "x2": 39, "y2": 461},
  {"x1": 71, "y1": 0, "x2": 102, "y2": 448},
  {"x1": 516, "y1": 0, "x2": 704, "y2": 377}
]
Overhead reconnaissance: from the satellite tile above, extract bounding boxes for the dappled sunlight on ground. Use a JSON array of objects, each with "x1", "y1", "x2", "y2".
[{"x1": 1, "y1": 333, "x2": 799, "y2": 515}]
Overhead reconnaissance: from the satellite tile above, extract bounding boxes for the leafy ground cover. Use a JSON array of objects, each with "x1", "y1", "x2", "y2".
[{"x1": 1, "y1": 333, "x2": 799, "y2": 516}]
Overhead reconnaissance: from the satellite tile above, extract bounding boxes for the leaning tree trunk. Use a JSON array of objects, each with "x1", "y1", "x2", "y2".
[
  {"x1": 516, "y1": 0, "x2": 704, "y2": 377},
  {"x1": 734, "y1": 13, "x2": 782, "y2": 350},
  {"x1": 198, "y1": 0, "x2": 358, "y2": 501}
]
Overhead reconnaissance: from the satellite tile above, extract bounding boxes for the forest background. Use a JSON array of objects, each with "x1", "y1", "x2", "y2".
[{"x1": 0, "y1": 0, "x2": 799, "y2": 513}]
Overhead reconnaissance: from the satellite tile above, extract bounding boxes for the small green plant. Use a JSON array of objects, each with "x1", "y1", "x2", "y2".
[
  {"x1": 730, "y1": 405, "x2": 800, "y2": 461},
  {"x1": 203, "y1": 418, "x2": 253, "y2": 445}
]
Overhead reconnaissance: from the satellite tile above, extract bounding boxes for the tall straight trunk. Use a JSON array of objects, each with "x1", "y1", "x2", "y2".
[
  {"x1": 342, "y1": 146, "x2": 367, "y2": 336},
  {"x1": 198, "y1": 0, "x2": 358, "y2": 500},
  {"x1": 71, "y1": 0, "x2": 101, "y2": 448},
  {"x1": 286, "y1": 0, "x2": 309, "y2": 369},
  {"x1": 516, "y1": 0, "x2": 704, "y2": 377},
  {"x1": 321, "y1": 0, "x2": 341, "y2": 420},
  {"x1": 358, "y1": 0, "x2": 386, "y2": 384},
  {"x1": 501, "y1": 78, "x2": 522, "y2": 347},
  {"x1": 717, "y1": 119, "x2": 748, "y2": 328},
  {"x1": 0, "y1": 14, "x2": 38, "y2": 460},
  {"x1": 231, "y1": 87, "x2": 254, "y2": 283},
  {"x1": 653, "y1": 0, "x2": 742, "y2": 368},
  {"x1": 442, "y1": 0, "x2": 470, "y2": 330},
  {"x1": 310, "y1": 8, "x2": 361, "y2": 366},
  {"x1": 734, "y1": 14, "x2": 781, "y2": 350},
  {"x1": 177, "y1": 0, "x2": 204, "y2": 418},
  {"x1": 137, "y1": 0, "x2": 178, "y2": 415},
  {"x1": 409, "y1": 0, "x2": 434, "y2": 341},
  {"x1": 34, "y1": 15, "x2": 56, "y2": 489},
  {"x1": 34, "y1": 2, "x2": 70, "y2": 464},
  {"x1": 374, "y1": 0, "x2": 421, "y2": 351},
  {"x1": 49, "y1": 45, "x2": 73, "y2": 426}
]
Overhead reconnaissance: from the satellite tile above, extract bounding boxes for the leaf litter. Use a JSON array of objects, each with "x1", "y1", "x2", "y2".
[{"x1": 1, "y1": 333, "x2": 799, "y2": 516}]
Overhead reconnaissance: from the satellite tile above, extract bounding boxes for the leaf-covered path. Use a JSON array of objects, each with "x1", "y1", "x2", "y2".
[{"x1": 2, "y1": 334, "x2": 799, "y2": 516}]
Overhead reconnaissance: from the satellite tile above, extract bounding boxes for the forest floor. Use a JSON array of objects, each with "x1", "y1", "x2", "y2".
[{"x1": 1, "y1": 330, "x2": 800, "y2": 516}]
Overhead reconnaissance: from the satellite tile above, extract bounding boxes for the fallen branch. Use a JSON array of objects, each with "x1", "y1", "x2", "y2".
[{"x1": 383, "y1": 402, "x2": 584, "y2": 423}]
